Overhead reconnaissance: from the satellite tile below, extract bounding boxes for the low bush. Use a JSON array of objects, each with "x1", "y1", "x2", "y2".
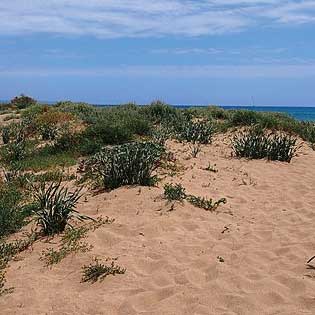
[
  {"x1": 186, "y1": 195, "x2": 227, "y2": 211},
  {"x1": 81, "y1": 258, "x2": 126, "y2": 283},
  {"x1": 143, "y1": 100, "x2": 178, "y2": 124},
  {"x1": 10, "y1": 94, "x2": 36, "y2": 109},
  {"x1": 229, "y1": 110, "x2": 259, "y2": 126},
  {"x1": 0, "y1": 184, "x2": 27, "y2": 239},
  {"x1": 163, "y1": 183, "x2": 186, "y2": 202},
  {"x1": 232, "y1": 129, "x2": 298, "y2": 162},
  {"x1": 29, "y1": 180, "x2": 89, "y2": 235},
  {"x1": 85, "y1": 142, "x2": 164, "y2": 190},
  {"x1": 176, "y1": 120, "x2": 214, "y2": 144}
]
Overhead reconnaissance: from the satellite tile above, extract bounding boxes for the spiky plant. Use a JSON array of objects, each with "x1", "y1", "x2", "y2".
[
  {"x1": 30, "y1": 180, "x2": 89, "y2": 235},
  {"x1": 86, "y1": 142, "x2": 164, "y2": 190},
  {"x1": 232, "y1": 129, "x2": 297, "y2": 162},
  {"x1": 177, "y1": 120, "x2": 214, "y2": 144}
]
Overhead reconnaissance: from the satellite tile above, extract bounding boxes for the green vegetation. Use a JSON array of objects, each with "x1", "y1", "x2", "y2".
[
  {"x1": 85, "y1": 142, "x2": 164, "y2": 190},
  {"x1": 163, "y1": 183, "x2": 186, "y2": 202},
  {"x1": 0, "y1": 183, "x2": 28, "y2": 239},
  {"x1": 10, "y1": 94, "x2": 36, "y2": 109},
  {"x1": 232, "y1": 129, "x2": 298, "y2": 162},
  {"x1": 81, "y1": 258, "x2": 126, "y2": 283},
  {"x1": 186, "y1": 195, "x2": 227, "y2": 211},
  {"x1": 29, "y1": 180, "x2": 89, "y2": 235}
]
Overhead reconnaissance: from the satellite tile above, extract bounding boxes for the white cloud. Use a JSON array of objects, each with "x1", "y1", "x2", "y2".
[{"x1": 0, "y1": 1, "x2": 315, "y2": 38}]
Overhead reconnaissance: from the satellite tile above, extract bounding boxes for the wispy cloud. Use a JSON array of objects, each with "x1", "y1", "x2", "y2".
[
  {"x1": 2, "y1": 64, "x2": 315, "y2": 78},
  {"x1": 1, "y1": 1, "x2": 315, "y2": 38}
]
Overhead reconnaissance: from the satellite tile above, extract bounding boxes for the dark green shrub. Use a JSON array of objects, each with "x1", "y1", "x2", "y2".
[
  {"x1": 144, "y1": 101, "x2": 178, "y2": 124},
  {"x1": 186, "y1": 195, "x2": 227, "y2": 211},
  {"x1": 229, "y1": 110, "x2": 259, "y2": 126},
  {"x1": 1, "y1": 126, "x2": 10, "y2": 144},
  {"x1": 163, "y1": 183, "x2": 186, "y2": 202},
  {"x1": 30, "y1": 180, "x2": 89, "y2": 235},
  {"x1": 10, "y1": 94, "x2": 36, "y2": 109},
  {"x1": 0, "y1": 184, "x2": 26, "y2": 239},
  {"x1": 86, "y1": 142, "x2": 164, "y2": 190},
  {"x1": 232, "y1": 129, "x2": 298, "y2": 162},
  {"x1": 81, "y1": 258, "x2": 126, "y2": 283},
  {"x1": 177, "y1": 120, "x2": 214, "y2": 144}
]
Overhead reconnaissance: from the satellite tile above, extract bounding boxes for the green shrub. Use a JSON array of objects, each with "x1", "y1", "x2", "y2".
[
  {"x1": 143, "y1": 101, "x2": 178, "y2": 124},
  {"x1": 163, "y1": 183, "x2": 186, "y2": 202},
  {"x1": 86, "y1": 142, "x2": 164, "y2": 190},
  {"x1": 10, "y1": 94, "x2": 36, "y2": 109},
  {"x1": 229, "y1": 110, "x2": 259, "y2": 126},
  {"x1": 81, "y1": 258, "x2": 126, "y2": 283},
  {"x1": 177, "y1": 120, "x2": 214, "y2": 144},
  {"x1": 232, "y1": 129, "x2": 298, "y2": 162},
  {"x1": 0, "y1": 184, "x2": 26, "y2": 239},
  {"x1": 30, "y1": 180, "x2": 89, "y2": 235},
  {"x1": 186, "y1": 195, "x2": 227, "y2": 211}
]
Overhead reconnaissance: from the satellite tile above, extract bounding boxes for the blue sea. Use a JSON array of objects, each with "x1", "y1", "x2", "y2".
[{"x1": 175, "y1": 105, "x2": 315, "y2": 122}]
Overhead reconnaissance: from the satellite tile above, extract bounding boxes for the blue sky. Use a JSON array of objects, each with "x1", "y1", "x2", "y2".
[{"x1": 1, "y1": 0, "x2": 315, "y2": 106}]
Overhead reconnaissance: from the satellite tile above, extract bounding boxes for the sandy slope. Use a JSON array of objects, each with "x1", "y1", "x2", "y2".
[{"x1": 1, "y1": 136, "x2": 315, "y2": 315}]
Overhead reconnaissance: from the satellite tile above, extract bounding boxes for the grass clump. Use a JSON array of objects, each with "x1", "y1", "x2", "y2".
[
  {"x1": 232, "y1": 129, "x2": 298, "y2": 162},
  {"x1": 0, "y1": 184, "x2": 27, "y2": 239},
  {"x1": 204, "y1": 163, "x2": 218, "y2": 173},
  {"x1": 177, "y1": 120, "x2": 214, "y2": 144},
  {"x1": 163, "y1": 183, "x2": 186, "y2": 202},
  {"x1": 186, "y1": 195, "x2": 227, "y2": 211},
  {"x1": 86, "y1": 142, "x2": 164, "y2": 190},
  {"x1": 29, "y1": 180, "x2": 89, "y2": 235},
  {"x1": 81, "y1": 258, "x2": 126, "y2": 283}
]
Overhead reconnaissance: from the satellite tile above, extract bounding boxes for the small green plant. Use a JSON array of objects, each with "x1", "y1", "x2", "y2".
[
  {"x1": 30, "y1": 180, "x2": 89, "y2": 235},
  {"x1": 40, "y1": 226, "x2": 91, "y2": 265},
  {"x1": 190, "y1": 144, "x2": 201, "y2": 158},
  {"x1": 81, "y1": 258, "x2": 126, "y2": 283},
  {"x1": 86, "y1": 142, "x2": 164, "y2": 190},
  {"x1": 163, "y1": 183, "x2": 186, "y2": 202},
  {"x1": 232, "y1": 129, "x2": 297, "y2": 162},
  {"x1": 40, "y1": 217, "x2": 114, "y2": 266},
  {"x1": 177, "y1": 120, "x2": 214, "y2": 144},
  {"x1": 0, "y1": 184, "x2": 27, "y2": 239},
  {"x1": 204, "y1": 163, "x2": 218, "y2": 173},
  {"x1": 186, "y1": 195, "x2": 227, "y2": 211}
]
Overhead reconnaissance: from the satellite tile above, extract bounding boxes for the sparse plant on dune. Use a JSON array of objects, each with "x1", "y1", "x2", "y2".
[
  {"x1": 85, "y1": 142, "x2": 164, "y2": 190},
  {"x1": 204, "y1": 163, "x2": 218, "y2": 173},
  {"x1": 81, "y1": 258, "x2": 126, "y2": 283},
  {"x1": 190, "y1": 144, "x2": 202, "y2": 158},
  {"x1": 186, "y1": 195, "x2": 227, "y2": 211},
  {"x1": 232, "y1": 128, "x2": 298, "y2": 162},
  {"x1": 163, "y1": 183, "x2": 186, "y2": 202},
  {"x1": 29, "y1": 180, "x2": 89, "y2": 235}
]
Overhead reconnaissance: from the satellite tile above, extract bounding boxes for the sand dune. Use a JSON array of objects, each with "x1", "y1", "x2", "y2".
[{"x1": 1, "y1": 137, "x2": 315, "y2": 314}]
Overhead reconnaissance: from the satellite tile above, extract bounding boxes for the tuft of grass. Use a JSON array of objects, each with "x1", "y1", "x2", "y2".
[
  {"x1": 81, "y1": 258, "x2": 126, "y2": 283},
  {"x1": 190, "y1": 144, "x2": 202, "y2": 158},
  {"x1": 177, "y1": 120, "x2": 214, "y2": 144},
  {"x1": 163, "y1": 183, "x2": 186, "y2": 202},
  {"x1": 186, "y1": 195, "x2": 227, "y2": 211},
  {"x1": 85, "y1": 142, "x2": 164, "y2": 190},
  {"x1": 29, "y1": 180, "x2": 89, "y2": 235},
  {"x1": 204, "y1": 163, "x2": 218, "y2": 173},
  {"x1": 232, "y1": 129, "x2": 298, "y2": 162}
]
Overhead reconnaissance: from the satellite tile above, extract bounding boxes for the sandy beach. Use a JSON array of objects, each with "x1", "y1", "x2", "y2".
[{"x1": 1, "y1": 135, "x2": 315, "y2": 315}]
